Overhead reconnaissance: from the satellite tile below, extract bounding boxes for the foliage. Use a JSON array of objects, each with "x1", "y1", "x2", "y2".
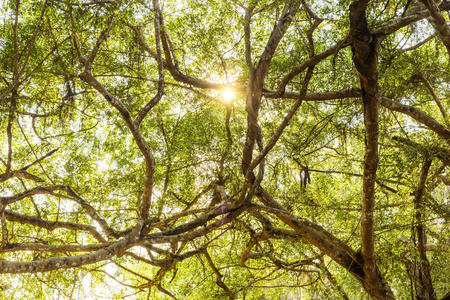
[{"x1": 1, "y1": 0, "x2": 450, "y2": 299}]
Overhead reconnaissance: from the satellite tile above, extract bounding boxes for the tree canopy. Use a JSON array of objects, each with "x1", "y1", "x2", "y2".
[{"x1": 1, "y1": 0, "x2": 450, "y2": 299}]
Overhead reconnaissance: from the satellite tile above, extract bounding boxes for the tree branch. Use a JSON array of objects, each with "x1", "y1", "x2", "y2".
[
  {"x1": 134, "y1": 0, "x2": 165, "y2": 125},
  {"x1": 416, "y1": 73, "x2": 449, "y2": 127},
  {"x1": 379, "y1": 95, "x2": 450, "y2": 140},
  {"x1": 4, "y1": 209, "x2": 107, "y2": 243},
  {"x1": 0, "y1": 220, "x2": 143, "y2": 273},
  {"x1": 419, "y1": 0, "x2": 450, "y2": 56},
  {"x1": 413, "y1": 158, "x2": 436, "y2": 299}
]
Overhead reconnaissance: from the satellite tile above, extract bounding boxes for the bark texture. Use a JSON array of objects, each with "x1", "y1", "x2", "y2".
[{"x1": 350, "y1": 1, "x2": 395, "y2": 298}]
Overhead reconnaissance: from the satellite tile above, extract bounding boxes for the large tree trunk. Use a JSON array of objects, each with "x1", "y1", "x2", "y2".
[{"x1": 350, "y1": 1, "x2": 395, "y2": 298}]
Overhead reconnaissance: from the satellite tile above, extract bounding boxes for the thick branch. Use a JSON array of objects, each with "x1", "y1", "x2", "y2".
[
  {"x1": 242, "y1": 0, "x2": 300, "y2": 177},
  {"x1": 156, "y1": 20, "x2": 226, "y2": 90},
  {"x1": 78, "y1": 71, "x2": 155, "y2": 220},
  {"x1": 1, "y1": 185, "x2": 116, "y2": 238},
  {"x1": 419, "y1": 0, "x2": 450, "y2": 56},
  {"x1": 256, "y1": 187, "x2": 396, "y2": 299},
  {"x1": 373, "y1": 2, "x2": 450, "y2": 37},
  {"x1": 271, "y1": 38, "x2": 350, "y2": 98},
  {"x1": 143, "y1": 204, "x2": 247, "y2": 244},
  {"x1": 255, "y1": 0, "x2": 300, "y2": 79},
  {"x1": 0, "y1": 221, "x2": 143, "y2": 274},
  {"x1": 414, "y1": 158, "x2": 436, "y2": 300},
  {"x1": 244, "y1": 5, "x2": 256, "y2": 71},
  {"x1": 248, "y1": 67, "x2": 314, "y2": 174},
  {"x1": 134, "y1": 0, "x2": 165, "y2": 125},
  {"x1": 0, "y1": 242, "x2": 113, "y2": 253},
  {"x1": 4, "y1": 97, "x2": 16, "y2": 179},
  {"x1": 379, "y1": 96, "x2": 450, "y2": 140},
  {"x1": 1, "y1": 185, "x2": 69, "y2": 206},
  {"x1": 254, "y1": 190, "x2": 363, "y2": 274},
  {"x1": 4, "y1": 210, "x2": 107, "y2": 243},
  {"x1": 350, "y1": 0, "x2": 381, "y2": 289}
]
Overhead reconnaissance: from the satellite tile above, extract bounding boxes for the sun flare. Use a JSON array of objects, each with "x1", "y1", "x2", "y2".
[{"x1": 223, "y1": 88, "x2": 234, "y2": 102}]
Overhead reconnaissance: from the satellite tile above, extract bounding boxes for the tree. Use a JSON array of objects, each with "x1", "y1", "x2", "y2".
[{"x1": 1, "y1": 0, "x2": 450, "y2": 298}]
